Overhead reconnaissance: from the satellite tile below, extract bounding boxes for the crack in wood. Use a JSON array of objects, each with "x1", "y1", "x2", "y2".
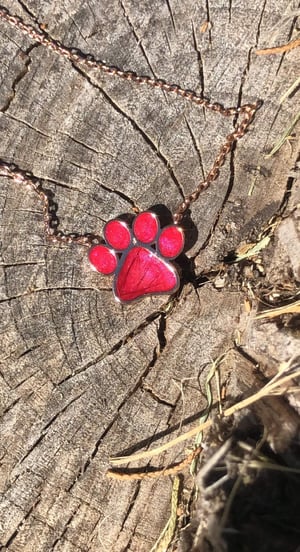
[
  {"x1": 17, "y1": 343, "x2": 41, "y2": 359},
  {"x1": 191, "y1": 20, "x2": 205, "y2": 98},
  {"x1": 184, "y1": 115, "x2": 206, "y2": 179},
  {"x1": 96, "y1": 179, "x2": 139, "y2": 211},
  {"x1": 68, "y1": 14, "x2": 91, "y2": 46},
  {"x1": 255, "y1": 0, "x2": 268, "y2": 46},
  {"x1": 0, "y1": 3, "x2": 299, "y2": 551},
  {"x1": 142, "y1": 384, "x2": 176, "y2": 408},
  {"x1": 119, "y1": 479, "x2": 142, "y2": 533},
  {"x1": 66, "y1": 345, "x2": 165, "y2": 488},
  {"x1": 51, "y1": 502, "x2": 83, "y2": 550},
  {"x1": 0, "y1": 287, "x2": 111, "y2": 304},
  {"x1": 119, "y1": 0, "x2": 156, "y2": 77},
  {"x1": 205, "y1": 0, "x2": 212, "y2": 44},
  {"x1": 157, "y1": 312, "x2": 167, "y2": 353},
  {"x1": 58, "y1": 130, "x2": 104, "y2": 156},
  {"x1": 4, "y1": 12, "x2": 188, "y2": 205},
  {"x1": 15, "y1": 0, "x2": 38, "y2": 24},
  {"x1": 8, "y1": 369, "x2": 40, "y2": 391},
  {"x1": 272, "y1": 15, "x2": 298, "y2": 79},
  {"x1": 228, "y1": 0, "x2": 233, "y2": 23},
  {"x1": 18, "y1": 391, "x2": 86, "y2": 466},
  {"x1": 56, "y1": 309, "x2": 162, "y2": 387},
  {"x1": 0, "y1": 43, "x2": 36, "y2": 113},
  {"x1": 2, "y1": 111, "x2": 52, "y2": 138},
  {"x1": 3, "y1": 494, "x2": 41, "y2": 547},
  {"x1": 1, "y1": 394, "x2": 22, "y2": 415},
  {"x1": 67, "y1": 61, "x2": 187, "y2": 202},
  {"x1": 63, "y1": 317, "x2": 176, "y2": 491},
  {"x1": 165, "y1": 0, "x2": 177, "y2": 34}
]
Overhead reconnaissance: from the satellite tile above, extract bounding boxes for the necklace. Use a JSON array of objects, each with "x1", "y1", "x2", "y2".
[{"x1": 0, "y1": 7, "x2": 260, "y2": 304}]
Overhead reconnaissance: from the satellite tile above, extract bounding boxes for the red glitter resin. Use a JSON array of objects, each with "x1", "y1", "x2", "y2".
[
  {"x1": 88, "y1": 245, "x2": 117, "y2": 275},
  {"x1": 88, "y1": 211, "x2": 184, "y2": 302},
  {"x1": 158, "y1": 225, "x2": 184, "y2": 258},
  {"x1": 104, "y1": 219, "x2": 131, "y2": 250},
  {"x1": 115, "y1": 246, "x2": 178, "y2": 302},
  {"x1": 133, "y1": 212, "x2": 158, "y2": 243}
]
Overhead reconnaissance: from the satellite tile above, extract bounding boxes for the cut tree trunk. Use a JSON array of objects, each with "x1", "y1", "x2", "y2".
[{"x1": 0, "y1": 1, "x2": 299, "y2": 551}]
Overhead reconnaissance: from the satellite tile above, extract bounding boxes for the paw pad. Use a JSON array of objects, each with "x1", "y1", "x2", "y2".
[{"x1": 88, "y1": 211, "x2": 184, "y2": 303}]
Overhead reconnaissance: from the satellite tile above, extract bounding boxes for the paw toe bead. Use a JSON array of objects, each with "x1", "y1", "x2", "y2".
[
  {"x1": 158, "y1": 225, "x2": 184, "y2": 258},
  {"x1": 104, "y1": 219, "x2": 131, "y2": 250},
  {"x1": 133, "y1": 212, "x2": 159, "y2": 243},
  {"x1": 89, "y1": 244, "x2": 117, "y2": 275}
]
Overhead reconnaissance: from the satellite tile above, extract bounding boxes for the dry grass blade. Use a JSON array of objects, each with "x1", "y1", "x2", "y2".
[
  {"x1": 245, "y1": 460, "x2": 300, "y2": 474},
  {"x1": 109, "y1": 359, "x2": 300, "y2": 466},
  {"x1": 265, "y1": 110, "x2": 300, "y2": 158},
  {"x1": 149, "y1": 476, "x2": 180, "y2": 552},
  {"x1": 107, "y1": 446, "x2": 202, "y2": 480},
  {"x1": 255, "y1": 299, "x2": 300, "y2": 319},
  {"x1": 256, "y1": 37, "x2": 300, "y2": 55},
  {"x1": 234, "y1": 236, "x2": 271, "y2": 261},
  {"x1": 280, "y1": 76, "x2": 300, "y2": 103},
  {"x1": 191, "y1": 353, "x2": 224, "y2": 474}
]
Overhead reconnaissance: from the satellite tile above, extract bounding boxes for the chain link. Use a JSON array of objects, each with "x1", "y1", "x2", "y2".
[
  {"x1": 0, "y1": 161, "x2": 95, "y2": 246},
  {"x1": 0, "y1": 6, "x2": 261, "y2": 234},
  {"x1": 173, "y1": 102, "x2": 260, "y2": 222}
]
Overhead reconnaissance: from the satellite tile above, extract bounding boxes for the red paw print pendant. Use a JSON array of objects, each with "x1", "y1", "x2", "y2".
[{"x1": 88, "y1": 212, "x2": 184, "y2": 303}]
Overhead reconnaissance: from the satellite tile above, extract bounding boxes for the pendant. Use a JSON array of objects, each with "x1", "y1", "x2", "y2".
[{"x1": 88, "y1": 211, "x2": 184, "y2": 303}]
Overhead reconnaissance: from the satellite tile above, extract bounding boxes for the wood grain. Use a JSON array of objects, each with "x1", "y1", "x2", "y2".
[{"x1": 0, "y1": 1, "x2": 299, "y2": 550}]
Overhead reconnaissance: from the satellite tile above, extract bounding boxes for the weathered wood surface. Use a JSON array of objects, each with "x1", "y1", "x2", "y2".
[{"x1": 0, "y1": 1, "x2": 299, "y2": 551}]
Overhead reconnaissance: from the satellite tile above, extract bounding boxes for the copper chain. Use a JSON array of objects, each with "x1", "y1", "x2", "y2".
[
  {"x1": 0, "y1": 6, "x2": 260, "y2": 239},
  {"x1": 0, "y1": 160, "x2": 94, "y2": 245}
]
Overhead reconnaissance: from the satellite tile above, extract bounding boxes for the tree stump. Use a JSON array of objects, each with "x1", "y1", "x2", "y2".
[{"x1": 0, "y1": 1, "x2": 299, "y2": 551}]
